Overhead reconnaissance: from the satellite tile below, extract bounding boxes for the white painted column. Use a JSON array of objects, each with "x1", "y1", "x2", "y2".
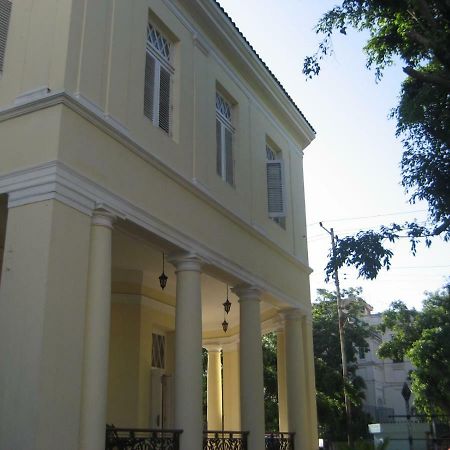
[
  {"x1": 205, "y1": 345, "x2": 223, "y2": 430},
  {"x1": 170, "y1": 253, "x2": 203, "y2": 450},
  {"x1": 80, "y1": 210, "x2": 115, "y2": 450},
  {"x1": 276, "y1": 328, "x2": 288, "y2": 432},
  {"x1": 283, "y1": 309, "x2": 309, "y2": 450},
  {"x1": 233, "y1": 285, "x2": 265, "y2": 450},
  {"x1": 222, "y1": 341, "x2": 241, "y2": 431}
]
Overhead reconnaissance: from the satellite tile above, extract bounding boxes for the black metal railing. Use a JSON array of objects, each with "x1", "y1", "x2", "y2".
[
  {"x1": 203, "y1": 430, "x2": 249, "y2": 450},
  {"x1": 105, "y1": 425, "x2": 182, "y2": 450},
  {"x1": 265, "y1": 432, "x2": 295, "y2": 450}
]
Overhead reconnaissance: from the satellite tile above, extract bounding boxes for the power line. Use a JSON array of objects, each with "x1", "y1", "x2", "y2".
[{"x1": 308, "y1": 209, "x2": 428, "y2": 227}]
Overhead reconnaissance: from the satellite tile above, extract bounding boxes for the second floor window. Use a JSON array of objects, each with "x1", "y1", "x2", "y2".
[
  {"x1": 144, "y1": 23, "x2": 173, "y2": 134},
  {"x1": 216, "y1": 92, "x2": 234, "y2": 185},
  {"x1": 266, "y1": 145, "x2": 286, "y2": 227}
]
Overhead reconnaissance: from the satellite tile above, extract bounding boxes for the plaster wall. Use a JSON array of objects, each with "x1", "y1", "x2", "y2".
[
  {"x1": 0, "y1": 199, "x2": 91, "y2": 450},
  {"x1": 107, "y1": 296, "x2": 175, "y2": 428},
  {"x1": 58, "y1": 104, "x2": 310, "y2": 307},
  {"x1": 0, "y1": 0, "x2": 72, "y2": 106}
]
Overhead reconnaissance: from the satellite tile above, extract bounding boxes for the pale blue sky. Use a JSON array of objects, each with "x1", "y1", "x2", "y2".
[{"x1": 218, "y1": 0, "x2": 449, "y2": 312}]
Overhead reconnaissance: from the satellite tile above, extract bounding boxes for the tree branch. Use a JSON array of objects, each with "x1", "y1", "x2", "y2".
[
  {"x1": 403, "y1": 66, "x2": 450, "y2": 91},
  {"x1": 415, "y1": 0, "x2": 438, "y2": 32}
]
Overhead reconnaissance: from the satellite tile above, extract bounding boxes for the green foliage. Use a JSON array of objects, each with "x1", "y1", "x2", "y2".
[
  {"x1": 325, "y1": 223, "x2": 435, "y2": 281},
  {"x1": 313, "y1": 288, "x2": 373, "y2": 441},
  {"x1": 263, "y1": 333, "x2": 279, "y2": 432},
  {"x1": 305, "y1": 1, "x2": 450, "y2": 279},
  {"x1": 378, "y1": 284, "x2": 450, "y2": 415}
]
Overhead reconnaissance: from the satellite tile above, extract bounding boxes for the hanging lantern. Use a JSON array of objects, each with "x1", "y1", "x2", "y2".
[
  {"x1": 222, "y1": 319, "x2": 229, "y2": 333},
  {"x1": 159, "y1": 252, "x2": 168, "y2": 290},
  {"x1": 223, "y1": 285, "x2": 231, "y2": 314}
]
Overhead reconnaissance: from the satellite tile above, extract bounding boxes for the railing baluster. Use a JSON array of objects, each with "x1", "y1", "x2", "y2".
[{"x1": 105, "y1": 426, "x2": 183, "y2": 450}]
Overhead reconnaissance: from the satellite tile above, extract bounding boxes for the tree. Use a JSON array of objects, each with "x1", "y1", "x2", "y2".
[
  {"x1": 263, "y1": 333, "x2": 279, "y2": 432},
  {"x1": 312, "y1": 288, "x2": 373, "y2": 442},
  {"x1": 304, "y1": 0, "x2": 450, "y2": 280},
  {"x1": 378, "y1": 284, "x2": 450, "y2": 416}
]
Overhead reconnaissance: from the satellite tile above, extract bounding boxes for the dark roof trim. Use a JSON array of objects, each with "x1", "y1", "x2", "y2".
[{"x1": 212, "y1": 0, "x2": 316, "y2": 134}]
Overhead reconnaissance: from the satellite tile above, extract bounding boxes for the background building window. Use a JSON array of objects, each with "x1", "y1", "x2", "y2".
[
  {"x1": 216, "y1": 92, "x2": 234, "y2": 185},
  {"x1": 0, "y1": 0, "x2": 12, "y2": 74},
  {"x1": 266, "y1": 144, "x2": 286, "y2": 228},
  {"x1": 144, "y1": 23, "x2": 173, "y2": 134}
]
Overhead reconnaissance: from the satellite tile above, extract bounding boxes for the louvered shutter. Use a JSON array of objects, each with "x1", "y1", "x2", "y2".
[
  {"x1": 0, "y1": 0, "x2": 12, "y2": 73},
  {"x1": 224, "y1": 127, "x2": 234, "y2": 185},
  {"x1": 216, "y1": 119, "x2": 222, "y2": 176},
  {"x1": 266, "y1": 160, "x2": 285, "y2": 217},
  {"x1": 158, "y1": 65, "x2": 171, "y2": 133},
  {"x1": 144, "y1": 53, "x2": 155, "y2": 121}
]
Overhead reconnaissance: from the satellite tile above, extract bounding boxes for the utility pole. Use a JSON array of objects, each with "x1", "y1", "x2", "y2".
[{"x1": 320, "y1": 222, "x2": 352, "y2": 447}]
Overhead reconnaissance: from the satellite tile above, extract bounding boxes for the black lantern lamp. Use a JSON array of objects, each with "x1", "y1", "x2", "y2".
[
  {"x1": 159, "y1": 252, "x2": 168, "y2": 290},
  {"x1": 222, "y1": 319, "x2": 229, "y2": 333},
  {"x1": 223, "y1": 285, "x2": 231, "y2": 314},
  {"x1": 222, "y1": 284, "x2": 231, "y2": 333}
]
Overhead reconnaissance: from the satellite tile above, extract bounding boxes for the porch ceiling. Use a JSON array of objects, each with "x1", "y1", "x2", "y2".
[{"x1": 111, "y1": 227, "x2": 279, "y2": 334}]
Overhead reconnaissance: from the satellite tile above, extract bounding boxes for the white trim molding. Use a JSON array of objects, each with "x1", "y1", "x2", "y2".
[{"x1": 0, "y1": 159, "x2": 310, "y2": 311}]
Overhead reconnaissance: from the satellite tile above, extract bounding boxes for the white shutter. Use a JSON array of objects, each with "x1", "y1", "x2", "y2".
[
  {"x1": 144, "y1": 52, "x2": 156, "y2": 121},
  {"x1": 0, "y1": 0, "x2": 12, "y2": 73},
  {"x1": 224, "y1": 127, "x2": 234, "y2": 185},
  {"x1": 158, "y1": 65, "x2": 171, "y2": 133},
  {"x1": 266, "y1": 160, "x2": 285, "y2": 217}
]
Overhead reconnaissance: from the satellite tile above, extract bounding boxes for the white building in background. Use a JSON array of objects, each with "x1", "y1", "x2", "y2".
[{"x1": 356, "y1": 311, "x2": 414, "y2": 422}]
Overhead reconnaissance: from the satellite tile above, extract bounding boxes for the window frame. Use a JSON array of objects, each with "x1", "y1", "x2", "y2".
[
  {"x1": 144, "y1": 23, "x2": 174, "y2": 134},
  {"x1": 266, "y1": 143, "x2": 286, "y2": 227},
  {"x1": 215, "y1": 91, "x2": 235, "y2": 186}
]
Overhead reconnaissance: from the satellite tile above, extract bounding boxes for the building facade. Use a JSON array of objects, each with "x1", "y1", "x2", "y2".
[
  {"x1": 0, "y1": 1, "x2": 317, "y2": 450},
  {"x1": 356, "y1": 312, "x2": 414, "y2": 422}
]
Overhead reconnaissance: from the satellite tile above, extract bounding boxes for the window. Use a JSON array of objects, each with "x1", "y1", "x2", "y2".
[
  {"x1": 151, "y1": 333, "x2": 165, "y2": 369},
  {"x1": 0, "y1": 0, "x2": 12, "y2": 74},
  {"x1": 266, "y1": 144, "x2": 286, "y2": 227},
  {"x1": 216, "y1": 92, "x2": 234, "y2": 185},
  {"x1": 144, "y1": 23, "x2": 173, "y2": 134}
]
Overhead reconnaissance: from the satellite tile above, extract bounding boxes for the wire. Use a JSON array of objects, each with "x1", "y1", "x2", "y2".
[{"x1": 307, "y1": 209, "x2": 428, "y2": 227}]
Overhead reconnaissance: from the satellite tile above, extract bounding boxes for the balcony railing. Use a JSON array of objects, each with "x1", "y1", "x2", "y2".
[
  {"x1": 105, "y1": 425, "x2": 182, "y2": 450},
  {"x1": 265, "y1": 432, "x2": 295, "y2": 450},
  {"x1": 105, "y1": 426, "x2": 293, "y2": 450},
  {"x1": 203, "y1": 431, "x2": 249, "y2": 450}
]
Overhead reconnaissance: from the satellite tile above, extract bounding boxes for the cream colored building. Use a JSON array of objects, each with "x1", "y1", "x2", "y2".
[{"x1": 0, "y1": 1, "x2": 317, "y2": 450}]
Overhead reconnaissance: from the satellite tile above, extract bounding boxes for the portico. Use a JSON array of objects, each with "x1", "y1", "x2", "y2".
[{"x1": 0, "y1": 180, "x2": 317, "y2": 450}]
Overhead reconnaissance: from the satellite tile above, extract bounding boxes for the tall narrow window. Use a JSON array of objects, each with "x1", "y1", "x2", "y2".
[
  {"x1": 216, "y1": 92, "x2": 234, "y2": 185},
  {"x1": 266, "y1": 145, "x2": 286, "y2": 227},
  {"x1": 144, "y1": 23, "x2": 173, "y2": 134},
  {"x1": 0, "y1": 0, "x2": 12, "y2": 74},
  {"x1": 152, "y1": 333, "x2": 166, "y2": 369}
]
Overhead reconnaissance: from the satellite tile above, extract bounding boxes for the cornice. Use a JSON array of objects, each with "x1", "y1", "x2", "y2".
[
  {"x1": 163, "y1": 0, "x2": 315, "y2": 147},
  {"x1": 198, "y1": 0, "x2": 315, "y2": 141}
]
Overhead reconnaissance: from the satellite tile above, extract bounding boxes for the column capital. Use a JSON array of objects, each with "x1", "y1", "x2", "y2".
[
  {"x1": 203, "y1": 344, "x2": 222, "y2": 353},
  {"x1": 168, "y1": 251, "x2": 203, "y2": 273},
  {"x1": 91, "y1": 209, "x2": 115, "y2": 229},
  {"x1": 232, "y1": 284, "x2": 261, "y2": 302},
  {"x1": 280, "y1": 308, "x2": 304, "y2": 322}
]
